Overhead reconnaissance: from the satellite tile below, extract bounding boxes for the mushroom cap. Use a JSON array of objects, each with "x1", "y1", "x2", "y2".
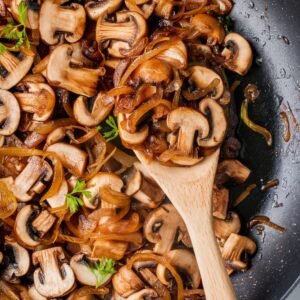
[
  {"x1": 191, "y1": 14, "x2": 225, "y2": 45},
  {"x1": 118, "y1": 113, "x2": 149, "y2": 145},
  {"x1": 2, "y1": 241, "x2": 30, "y2": 282},
  {"x1": 198, "y1": 98, "x2": 227, "y2": 147},
  {"x1": 39, "y1": 0, "x2": 86, "y2": 45},
  {"x1": 156, "y1": 249, "x2": 201, "y2": 288},
  {"x1": 188, "y1": 66, "x2": 224, "y2": 99},
  {"x1": 132, "y1": 58, "x2": 172, "y2": 84},
  {"x1": 70, "y1": 254, "x2": 112, "y2": 286},
  {"x1": 0, "y1": 90, "x2": 21, "y2": 136},
  {"x1": 143, "y1": 203, "x2": 189, "y2": 253},
  {"x1": 14, "y1": 205, "x2": 40, "y2": 247},
  {"x1": 47, "y1": 142, "x2": 87, "y2": 177},
  {"x1": 85, "y1": 0, "x2": 123, "y2": 20},
  {"x1": 14, "y1": 82, "x2": 56, "y2": 121},
  {"x1": 28, "y1": 285, "x2": 47, "y2": 300},
  {"x1": 73, "y1": 92, "x2": 114, "y2": 127},
  {"x1": 222, "y1": 32, "x2": 253, "y2": 76},
  {"x1": 167, "y1": 107, "x2": 209, "y2": 154},
  {"x1": 0, "y1": 51, "x2": 34, "y2": 90}
]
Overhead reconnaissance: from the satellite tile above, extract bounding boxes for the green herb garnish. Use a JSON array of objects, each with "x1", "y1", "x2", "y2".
[
  {"x1": 97, "y1": 115, "x2": 119, "y2": 142},
  {"x1": 87, "y1": 258, "x2": 116, "y2": 288},
  {"x1": 66, "y1": 180, "x2": 92, "y2": 213},
  {"x1": 0, "y1": 1, "x2": 30, "y2": 55},
  {"x1": 218, "y1": 16, "x2": 234, "y2": 33}
]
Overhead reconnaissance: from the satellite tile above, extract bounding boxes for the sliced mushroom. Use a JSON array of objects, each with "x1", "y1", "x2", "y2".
[
  {"x1": 127, "y1": 288, "x2": 158, "y2": 300},
  {"x1": 167, "y1": 107, "x2": 209, "y2": 155},
  {"x1": 96, "y1": 11, "x2": 147, "y2": 58},
  {"x1": 10, "y1": 0, "x2": 39, "y2": 29},
  {"x1": 0, "y1": 50, "x2": 34, "y2": 90},
  {"x1": 118, "y1": 113, "x2": 149, "y2": 145},
  {"x1": 144, "y1": 203, "x2": 191, "y2": 253},
  {"x1": 14, "y1": 82, "x2": 55, "y2": 121},
  {"x1": 28, "y1": 285, "x2": 47, "y2": 300},
  {"x1": 0, "y1": 280, "x2": 20, "y2": 300},
  {"x1": 191, "y1": 14, "x2": 225, "y2": 45},
  {"x1": 212, "y1": 185, "x2": 229, "y2": 220},
  {"x1": 85, "y1": 0, "x2": 122, "y2": 20},
  {"x1": 216, "y1": 159, "x2": 251, "y2": 185},
  {"x1": 125, "y1": 166, "x2": 164, "y2": 208},
  {"x1": 33, "y1": 247, "x2": 75, "y2": 298},
  {"x1": 91, "y1": 240, "x2": 128, "y2": 261},
  {"x1": 0, "y1": 90, "x2": 20, "y2": 136},
  {"x1": 1, "y1": 240, "x2": 30, "y2": 283},
  {"x1": 221, "y1": 233, "x2": 256, "y2": 270},
  {"x1": 197, "y1": 98, "x2": 227, "y2": 147},
  {"x1": 68, "y1": 291, "x2": 96, "y2": 300},
  {"x1": 46, "y1": 178, "x2": 68, "y2": 208},
  {"x1": 39, "y1": 0, "x2": 86, "y2": 45},
  {"x1": 214, "y1": 212, "x2": 241, "y2": 245},
  {"x1": 73, "y1": 92, "x2": 114, "y2": 127},
  {"x1": 70, "y1": 254, "x2": 113, "y2": 286},
  {"x1": 46, "y1": 44, "x2": 103, "y2": 97},
  {"x1": 156, "y1": 249, "x2": 201, "y2": 288},
  {"x1": 188, "y1": 66, "x2": 224, "y2": 99},
  {"x1": 112, "y1": 265, "x2": 144, "y2": 297},
  {"x1": 3, "y1": 156, "x2": 53, "y2": 202},
  {"x1": 47, "y1": 143, "x2": 87, "y2": 177},
  {"x1": 15, "y1": 205, "x2": 56, "y2": 247},
  {"x1": 222, "y1": 33, "x2": 253, "y2": 76}
]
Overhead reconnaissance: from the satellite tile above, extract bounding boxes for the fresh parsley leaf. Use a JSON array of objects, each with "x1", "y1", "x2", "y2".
[
  {"x1": 87, "y1": 258, "x2": 116, "y2": 288},
  {"x1": 218, "y1": 16, "x2": 234, "y2": 33},
  {"x1": 97, "y1": 115, "x2": 119, "y2": 142},
  {"x1": 0, "y1": 1, "x2": 30, "y2": 55},
  {"x1": 66, "y1": 180, "x2": 91, "y2": 213}
]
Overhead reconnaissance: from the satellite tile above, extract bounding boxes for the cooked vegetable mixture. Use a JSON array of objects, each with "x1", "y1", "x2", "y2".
[{"x1": 0, "y1": 0, "x2": 264, "y2": 298}]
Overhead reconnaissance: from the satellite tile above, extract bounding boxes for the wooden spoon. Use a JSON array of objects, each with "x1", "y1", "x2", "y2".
[{"x1": 134, "y1": 149, "x2": 237, "y2": 300}]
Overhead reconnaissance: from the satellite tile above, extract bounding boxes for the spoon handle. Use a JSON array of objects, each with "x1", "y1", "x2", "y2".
[{"x1": 186, "y1": 205, "x2": 237, "y2": 300}]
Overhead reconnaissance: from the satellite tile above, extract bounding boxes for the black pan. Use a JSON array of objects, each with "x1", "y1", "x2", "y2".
[{"x1": 227, "y1": 1, "x2": 300, "y2": 299}]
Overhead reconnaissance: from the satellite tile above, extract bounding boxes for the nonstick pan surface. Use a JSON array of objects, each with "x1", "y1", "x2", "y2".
[{"x1": 228, "y1": 1, "x2": 300, "y2": 299}]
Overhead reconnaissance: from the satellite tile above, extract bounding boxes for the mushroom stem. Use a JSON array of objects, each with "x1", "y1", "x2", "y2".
[
  {"x1": 0, "y1": 51, "x2": 19, "y2": 73},
  {"x1": 97, "y1": 20, "x2": 137, "y2": 44}
]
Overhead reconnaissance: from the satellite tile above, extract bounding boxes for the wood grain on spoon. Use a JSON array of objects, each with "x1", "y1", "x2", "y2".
[{"x1": 134, "y1": 149, "x2": 237, "y2": 300}]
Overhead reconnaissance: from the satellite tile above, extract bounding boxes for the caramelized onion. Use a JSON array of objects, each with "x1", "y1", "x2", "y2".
[
  {"x1": 99, "y1": 186, "x2": 131, "y2": 207},
  {"x1": 233, "y1": 184, "x2": 257, "y2": 207},
  {"x1": 0, "y1": 148, "x2": 63, "y2": 200},
  {"x1": 0, "y1": 182, "x2": 17, "y2": 220},
  {"x1": 90, "y1": 232, "x2": 143, "y2": 245},
  {"x1": 34, "y1": 118, "x2": 78, "y2": 135},
  {"x1": 241, "y1": 99, "x2": 272, "y2": 146},
  {"x1": 248, "y1": 216, "x2": 286, "y2": 232},
  {"x1": 125, "y1": 99, "x2": 172, "y2": 133},
  {"x1": 127, "y1": 253, "x2": 184, "y2": 300}
]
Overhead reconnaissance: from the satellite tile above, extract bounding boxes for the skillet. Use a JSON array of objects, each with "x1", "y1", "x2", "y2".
[{"x1": 228, "y1": 0, "x2": 300, "y2": 299}]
